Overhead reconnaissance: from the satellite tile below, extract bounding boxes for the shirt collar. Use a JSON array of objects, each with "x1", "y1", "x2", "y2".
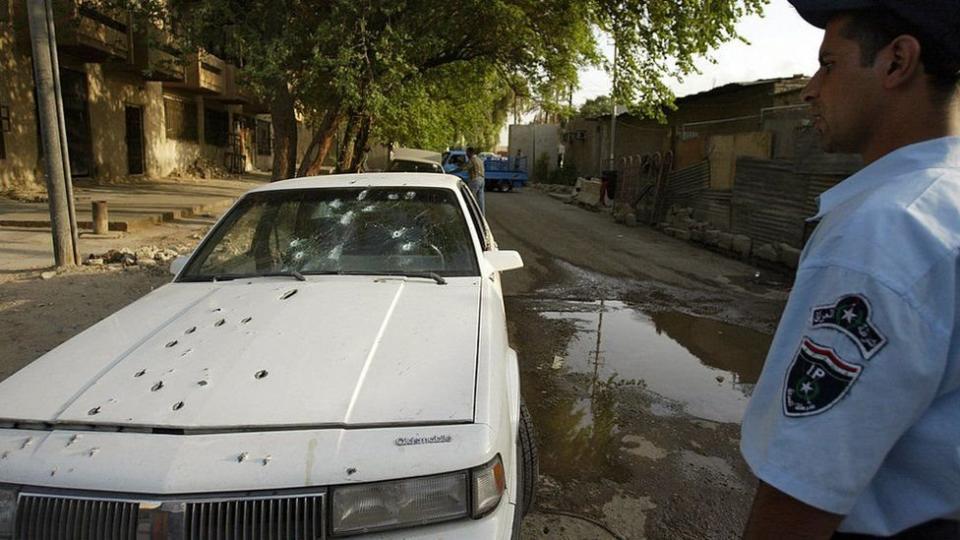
[{"x1": 811, "y1": 136, "x2": 960, "y2": 221}]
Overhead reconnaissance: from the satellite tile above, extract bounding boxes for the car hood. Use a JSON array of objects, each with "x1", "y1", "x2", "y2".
[{"x1": 0, "y1": 277, "x2": 481, "y2": 429}]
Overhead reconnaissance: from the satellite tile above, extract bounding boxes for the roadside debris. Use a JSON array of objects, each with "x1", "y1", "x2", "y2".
[{"x1": 83, "y1": 245, "x2": 189, "y2": 268}]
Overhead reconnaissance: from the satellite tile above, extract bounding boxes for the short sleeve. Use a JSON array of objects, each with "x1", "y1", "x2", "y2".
[{"x1": 740, "y1": 263, "x2": 949, "y2": 514}]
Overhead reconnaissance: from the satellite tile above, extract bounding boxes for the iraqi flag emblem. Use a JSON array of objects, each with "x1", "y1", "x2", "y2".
[{"x1": 784, "y1": 338, "x2": 862, "y2": 417}]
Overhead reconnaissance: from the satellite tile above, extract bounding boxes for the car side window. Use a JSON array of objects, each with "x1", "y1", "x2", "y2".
[{"x1": 460, "y1": 185, "x2": 490, "y2": 251}]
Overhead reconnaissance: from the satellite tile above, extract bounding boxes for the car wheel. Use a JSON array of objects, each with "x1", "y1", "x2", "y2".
[
  {"x1": 518, "y1": 399, "x2": 539, "y2": 516},
  {"x1": 511, "y1": 400, "x2": 539, "y2": 538},
  {"x1": 500, "y1": 180, "x2": 513, "y2": 192}
]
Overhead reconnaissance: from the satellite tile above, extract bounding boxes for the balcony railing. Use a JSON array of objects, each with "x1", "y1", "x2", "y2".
[
  {"x1": 55, "y1": 0, "x2": 131, "y2": 62},
  {"x1": 164, "y1": 51, "x2": 225, "y2": 95},
  {"x1": 132, "y1": 25, "x2": 184, "y2": 82}
]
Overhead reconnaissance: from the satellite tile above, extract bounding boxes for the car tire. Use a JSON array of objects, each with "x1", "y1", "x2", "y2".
[
  {"x1": 518, "y1": 399, "x2": 539, "y2": 516},
  {"x1": 500, "y1": 180, "x2": 513, "y2": 192},
  {"x1": 512, "y1": 400, "x2": 539, "y2": 539}
]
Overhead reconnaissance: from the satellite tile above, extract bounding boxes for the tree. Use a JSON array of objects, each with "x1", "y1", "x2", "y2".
[{"x1": 579, "y1": 95, "x2": 615, "y2": 119}]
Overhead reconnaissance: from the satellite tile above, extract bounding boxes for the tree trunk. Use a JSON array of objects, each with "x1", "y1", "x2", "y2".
[
  {"x1": 348, "y1": 115, "x2": 372, "y2": 172},
  {"x1": 296, "y1": 109, "x2": 343, "y2": 177},
  {"x1": 336, "y1": 113, "x2": 361, "y2": 173},
  {"x1": 269, "y1": 83, "x2": 297, "y2": 181}
]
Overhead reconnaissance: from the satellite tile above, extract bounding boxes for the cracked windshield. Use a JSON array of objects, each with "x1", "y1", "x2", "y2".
[
  {"x1": 183, "y1": 188, "x2": 477, "y2": 279},
  {"x1": 3, "y1": 0, "x2": 959, "y2": 538}
]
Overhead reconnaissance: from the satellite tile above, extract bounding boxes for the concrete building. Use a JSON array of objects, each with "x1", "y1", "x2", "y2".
[
  {"x1": 564, "y1": 75, "x2": 810, "y2": 179},
  {"x1": 507, "y1": 124, "x2": 561, "y2": 182},
  {"x1": 0, "y1": 1, "x2": 272, "y2": 194}
]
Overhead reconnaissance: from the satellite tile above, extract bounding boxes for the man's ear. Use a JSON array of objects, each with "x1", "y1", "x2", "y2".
[{"x1": 879, "y1": 35, "x2": 923, "y2": 89}]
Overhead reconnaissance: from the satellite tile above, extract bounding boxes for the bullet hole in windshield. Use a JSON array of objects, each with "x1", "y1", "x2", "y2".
[
  {"x1": 151, "y1": 381, "x2": 164, "y2": 392},
  {"x1": 330, "y1": 198, "x2": 344, "y2": 209},
  {"x1": 405, "y1": 191, "x2": 417, "y2": 200},
  {"x1": 165, "y1": 340, "x2": 178, "y2": 348},
  {"x1": 241, "y1": 317, "x2": 252, "y2": 324},
  {"x1": 172, "y1": 401, "x2": 184, "y2": 411},
  {"x1": 387, "y1": 193, "x2": 400, "y2": 200},
  {"x1": 357, "y1": 190, "x2": 369, "y2": 201},
  {"x1": 87, "y1": 407, "x2": 100, "y2": 416},
  {"x1": 327, "y1": 245, "x2": 343, "y2": 260},
  {"x1": 339, "y1": 211, "x2": 355, "y2": 225},
  {"x1": 215, "y1": 318, "x2": 226, "y2": 327},
  {"x1": 255, "y1": 370, "x2": 268, "y2": 380},
  {"x1": 401, "y1": 242, "x2": 415, "y2": 252},
  {"x1": 185, "y1": 326, "x2": 197, "y2": 334},
  {"x1": 391, "y1": 228, "x2": 407, "y2": 239},
  {"x1": 362, "y1": 204, "x2": 377, "y2": 213},
  {"x1": 280, "y1": 289, "x2": 298, "y2": 300},
  {"x1": 134, "y1": 369, "x2": 146, "y2": 378}
]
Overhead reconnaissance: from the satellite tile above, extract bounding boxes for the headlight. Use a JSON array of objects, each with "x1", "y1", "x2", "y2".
[
  {"x1": 0, "y1": 486, "x2": 17, "y2": 539},
  {"x1": 331, "y1": 471, "x2": 469, "y2": 536},
  {"x1": 330, "y1": 454, "x2": 507, "y2": 536}
]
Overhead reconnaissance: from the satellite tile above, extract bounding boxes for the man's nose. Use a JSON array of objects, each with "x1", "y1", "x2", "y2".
[{"x1": 801, "y1": 71, "x2": 821, "y2": 103}]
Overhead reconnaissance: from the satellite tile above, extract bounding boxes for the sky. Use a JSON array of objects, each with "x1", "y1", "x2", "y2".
[{"x1": 575, "y1": 0, "x2": 824, "y2": 105}]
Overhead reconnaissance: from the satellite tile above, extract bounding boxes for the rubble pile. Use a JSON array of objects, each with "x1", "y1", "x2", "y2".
[
  {"x1": 655, "y1": 205, "x2": 802, "y2": 270},
  {"x1": 84, "y1": 245, "x2": 190, "y2": 268}
]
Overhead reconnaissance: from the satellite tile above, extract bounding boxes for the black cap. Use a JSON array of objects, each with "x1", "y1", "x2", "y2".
[{"x1": 788, "y1": 0, "x2": 960, "y2": 73}]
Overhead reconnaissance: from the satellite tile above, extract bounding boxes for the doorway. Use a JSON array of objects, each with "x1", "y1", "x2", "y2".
[
  {"x1": 125, "y1": 105, "x2": 145, "y2": 175},
  {"x1": 59, "y1": 68, "x2": 93, "y2": 178}
]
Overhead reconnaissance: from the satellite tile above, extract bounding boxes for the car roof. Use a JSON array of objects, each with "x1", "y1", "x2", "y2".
[
  {"x1": 248, "y1": 173, "x2": 464, "y2": 193},
  {"x1": 392, "y1": 157, "x2": 440, "y2": 165}
]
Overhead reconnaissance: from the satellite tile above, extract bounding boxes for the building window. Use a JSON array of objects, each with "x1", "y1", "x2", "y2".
[
  {"x1": 204, "y1": 107, "x2": 229, "y2": 147},
  {"x1": 256, "y1": 120, "x2": 271, "y2": 155},
  {"x1": 164, "y1": 97, "x2": 198, "y2": 141},
  {"x1": 0, "y1": 105, "x2": 9, "y2": 160}
]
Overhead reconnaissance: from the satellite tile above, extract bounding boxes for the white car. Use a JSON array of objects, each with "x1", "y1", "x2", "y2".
[{"x1": 0, "y1": 173, "x2": 538, "y2": 539}]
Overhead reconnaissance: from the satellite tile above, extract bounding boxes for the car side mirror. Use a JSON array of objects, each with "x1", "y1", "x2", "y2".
[
  {"x1": 170, "y1": 255, "x2": 190, "y2": 275},
  {"x1": 484, "y1": 250, "x2": 523, "y2": 272}
]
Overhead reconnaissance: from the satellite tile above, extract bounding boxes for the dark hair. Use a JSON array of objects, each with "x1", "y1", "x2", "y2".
[
  {"x1": 466, "y1": 147, "x2": 476, "y2": 155},
  {"x1": 840, "y1": 9, "x2": 959, "y2": 94}
]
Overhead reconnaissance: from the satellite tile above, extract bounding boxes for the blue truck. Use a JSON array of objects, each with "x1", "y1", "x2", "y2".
[{"x1": 442, "y1": 150, "x2": 528, "y2": 192}]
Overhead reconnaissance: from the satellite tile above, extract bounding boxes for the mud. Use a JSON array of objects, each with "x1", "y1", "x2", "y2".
[{"x1": 483, "y1": 191, "x2": 790, "y2": 539}]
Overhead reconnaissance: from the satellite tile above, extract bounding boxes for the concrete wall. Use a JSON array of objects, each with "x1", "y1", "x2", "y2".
[
  {"x1": 508, "y1": 124, "x2": 560, "y2": 182},
  {"x1": 0, "y1": 26, "x2": 42, "y2": 192}
]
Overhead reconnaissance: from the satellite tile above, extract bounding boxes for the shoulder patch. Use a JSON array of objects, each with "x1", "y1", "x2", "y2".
[
  {"x1": 811, "y1": 294, "x2": 887, "y2": 359},
  {"x1": 784, "y1": 338, "x2": 862, "y2": 417}
]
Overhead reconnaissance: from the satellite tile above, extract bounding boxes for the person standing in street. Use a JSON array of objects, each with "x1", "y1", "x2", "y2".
[
  {"x1": 463, "y1": 147, "x2": 486, "y2": 212},
  {"x1": 740, "y1": 2, "x2": 960, "y2": 539}
]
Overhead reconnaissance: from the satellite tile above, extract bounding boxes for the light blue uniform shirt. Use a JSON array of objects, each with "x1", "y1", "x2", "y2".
[{"x1": 741, "y1": 136, "x2": 960, "y2": 535}]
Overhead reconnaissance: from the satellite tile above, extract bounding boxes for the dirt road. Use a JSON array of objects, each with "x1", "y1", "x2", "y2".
[
  {"x1": 0, "y1": 188, "x2": 790, "y2": 539},
  {"x1": 482, "y1": 190, "x2": 790, "y2": 539}
]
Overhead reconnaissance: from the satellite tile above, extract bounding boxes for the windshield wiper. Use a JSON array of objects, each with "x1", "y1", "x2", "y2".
[
  {"x1": 391, "y1": 271, "x2": 447, "y2": 285},
  {"x1": 261, "y1": 271, "x2": 306, "y2": 281}
]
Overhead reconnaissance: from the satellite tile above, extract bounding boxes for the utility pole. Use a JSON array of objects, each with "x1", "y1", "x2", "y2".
[
  {"x1": 28, "y1": 0, "x2": 80, "y2": 267},
  {"x1": 608, "y1": 34, "x2": 618, "y2": 170}
]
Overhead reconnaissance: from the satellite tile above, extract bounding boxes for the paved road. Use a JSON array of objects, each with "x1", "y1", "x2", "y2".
[{"x1": 483, "y1": 189, "x2": 789, "y2": 539}]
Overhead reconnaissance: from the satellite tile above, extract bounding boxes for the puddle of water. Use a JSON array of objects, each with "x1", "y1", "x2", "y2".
[{"x1": 541, "y1": 301, "x2": 772, "y2": 424}]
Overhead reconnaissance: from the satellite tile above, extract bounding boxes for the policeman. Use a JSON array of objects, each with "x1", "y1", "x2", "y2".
[{"x1": 740, "y1": 2, "x2": 960, "y2": 539}]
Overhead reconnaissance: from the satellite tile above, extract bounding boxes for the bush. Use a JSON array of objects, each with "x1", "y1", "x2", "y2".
[
  {"x1": 533, "y1": 152, "x2": 550, "y2": 183},
  {"x1": 547, "y1": 164, "x2": 579, "y2": 186}
]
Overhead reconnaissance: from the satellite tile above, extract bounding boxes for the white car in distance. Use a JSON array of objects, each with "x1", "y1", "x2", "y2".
[{"x1": 0, "y1": 173, "x2": 538, "y2": 539}]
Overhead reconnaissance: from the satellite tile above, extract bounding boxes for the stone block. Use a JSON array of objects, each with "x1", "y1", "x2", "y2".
[
  {"x1": 704, "y1": 229, "x2": 720, "y2": 246},
  {"x1": 718, "y1": 233, "x2": 734, "y2": 251},
  {"x1": 732, "y1": 235, "x2": 752, "y2": 257},
  {"x1": 755, "y1": 243, "x2": 780, "y2": 262},
  {"x1": 779, "y1": 243, "x2": 802, "y2": 269}
]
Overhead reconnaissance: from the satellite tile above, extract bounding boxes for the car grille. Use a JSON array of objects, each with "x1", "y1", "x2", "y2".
[{"x1": 14, "y1": 491, "x2": 326, "y2": 539}]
